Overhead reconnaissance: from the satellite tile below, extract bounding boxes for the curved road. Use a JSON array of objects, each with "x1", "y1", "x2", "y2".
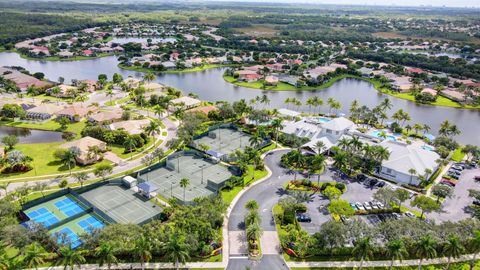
[{"x1": 227, "y1": 149, "x2": 292, "y2": 270}]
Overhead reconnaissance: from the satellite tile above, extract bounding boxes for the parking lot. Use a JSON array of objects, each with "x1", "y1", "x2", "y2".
[{"x1": 430, "y1": 166, "x2": 480, "y2": 222}]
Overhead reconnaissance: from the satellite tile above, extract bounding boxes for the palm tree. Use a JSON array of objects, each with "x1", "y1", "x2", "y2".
[
  {"x1": 327, "y1": 97, "x2": 336, "y2": 115},
  {"x1": 380, "y1": 97, "x2": 393, "y2": 111},
  {"x1": 270, "y1": 118, "x2": 284, "y2": 146},
  {"x1": 352, "y1": 237, "x2": 373, "y2": 270},
  {"x1": 105, "y1": 89, "x2": 114, "y2": 105},
  {"x1": 180, "y1": 178, "x2": 190, "y2": 203},
  {"x1": 467, "y1": 230, "x2": 480, "y2": 270},
  {"x1": 95, "y1": 243, "x2": 118, "y2": 270},
  {"x1": 246, "y1": 222, "x2": 262, "y2": 249},
  {"x1": 144, "y1": 120, "x2": 161, "y2": 137},
  {"x1": 249, "y1": 133, "x2": 264, "y2": 148},
  {"x1": 386, "y1": 239, "x2": 407, "y2": 270},
  {"x1": 312, "y1": 154, "x2": 327, "y2": 188},
  {"x1": 284, "y1": 97, "x2": 291, "y2": 109},
  {"x1": 133, "y1": 236, "x2": 152, "y2": 270},
  {"x1": 58, "y1": 246, "x2": 86, "y2": 270},
  {"x1": 22, "y1": 242, "x2": 50, "y2": 270},
  {"x1": 408, "y1": 168, "x2": 417, "y2": 185},
  {"x1": 123, "y1": 136, "x2": 137, "y2": 159},
  {"x1": 162, "y1": 233, "x2": 190, "y2": 270},
  {"x1": 143, "y1": 72, "x2": 156, "y2": 83},
  {"x1": 414, "y1": 235, "x2": 437, "y2": 270},
  {"x1": 154, "y1": 105, "x2": 166, "y2": 119},
  {"x1": 61, "y1": 147, "x2": 80, "y2": 175},
  {"x1": 443, "y1": 235, "x2": 464, "y2": 270},
  {"x1": 245, "y1": 200, "x2": 259, "y2": 211}
]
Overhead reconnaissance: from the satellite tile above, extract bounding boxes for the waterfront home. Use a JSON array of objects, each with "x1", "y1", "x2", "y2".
[
  {"x1": 169, "y1": 96, "x2": 202, "y2": 111},
  {"x1": 60, "y1": 136, "x2": 107, "y2": 165},
  {"x1": 236, "y1": 70, "x2": 261, "y2": 82},
  {"x1": 26, "y1": 103, "x2": 64, "y2": 120},
  {"x1": 376, "y1": 140, "x2": 440, "y2": 186},
  {"x1": 81, "y1": 50, "x2": 94, "y2": 56},
  {"x1": 265, "y1": 75, "x2": 279, "y2": 85},
  {"x1": 78, "y1": 80, "x2": 100, "y2": 92},
  {"x1": 0, "y1": 67, "x2": 51, "y2": 91},
  {"x1": 186, "y1": 105, "x2": 218, "y2": 115},
  {"x1": 440, "y1": 88, "x2": 466, "y2": 102},
  {"x1": 421, "y1": 88, "x2": 438, "y2": 96},
  {"x1": 47, "y1": 84, "x2": 78, "y2": 98},
  {"x1": 123, "y1": 78, "x2": 141, "y2": 89}
]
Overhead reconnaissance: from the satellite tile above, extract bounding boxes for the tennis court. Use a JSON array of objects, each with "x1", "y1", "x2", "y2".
[
  {"x1": 25, "y1": 207, "x2": 60, "y2": 227},
  {"x1": 138, "y1": 153, "x2": 233, "y2": 203},
  {"x1": 80, "y1": 184, "x2": 162, "y2": 224},
  {"x1": 50, "y1": 213, "x2": 104, "y2": 249},
  {"x1": 193, "y1": 127, "x2": 254, "y2": 157}
]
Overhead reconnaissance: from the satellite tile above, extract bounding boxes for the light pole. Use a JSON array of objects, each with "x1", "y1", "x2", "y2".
[{"x1": 171, "y1": 181, "x2": 175, "y2": 198}]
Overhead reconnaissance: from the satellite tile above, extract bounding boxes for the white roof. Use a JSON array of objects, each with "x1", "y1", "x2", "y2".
[
  {"x1": 281, "y1": 120, "x2": 322, "y2": 139},
  {"x1": 322, "y1": 117, "x2": 354, "y2": 131},
  {"x1": 278, "y1": 108, "x2": 300, "y2": 117},
  {"x1": 171, "y1": 96, "x2": 201, "y2": 107},
  {"x1": 379, "y1": 141, "x2": 440, "y2": 175}
]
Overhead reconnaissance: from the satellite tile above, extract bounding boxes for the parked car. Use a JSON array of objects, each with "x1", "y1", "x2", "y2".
[
  {"x1": 377, "y1": 181, "x2": 386, "y2": 188},
  {"x1": 369, "y1": 179, "x2": 379, "y2": 187},
  {"x1": 296, "y1": 213, "x2": 311, "y2": 223},
  {"x1": 355, "y1": 202, "x2": 365, "y2": 211},
  {"x1": 363, "y1": 202, "x2": 372, "y2": 211},
  {"x1": 350, "y1": 203, "x2": 358, "y2": 210},
  {"x1": 442, "y1": 178, "x2": 457, "y2": 186},
  {"x1": 474, "y1": 176, "x2": 480, "y2": 182},
  {"x1": 356, "y1": 174, "x2": 367, "y2": 182},
  {"x1": 473, "y1": 200, "x2": 480, "y2": 206},
  {"x1": 448, "y1": 169, "x2": 461, "y2": 176},
  {"x1": 404, "y1": 212, "x2": 415, "y2": 218}
]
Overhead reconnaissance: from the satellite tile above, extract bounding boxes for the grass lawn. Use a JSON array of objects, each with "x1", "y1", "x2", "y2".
[
  {"x1": 109, "y1": 137, "x2": 161, "y2": 160},
  {"x1": 290, "y1": 262, "x2": 480, "y2": 270},
  {"x1": 0, "y1": 142, "x2": 112, "y2": 181},
  {"x1": 451, "y1": 147, "x2": 466, "y2": 162},
  {"x1": 105, "y1": 96, "x2": 131, "y2": 106},
  {"x1": 119, "y1": 63, "x2": 237, "y2": 74},
  {"x1": 221, "y1": 165, "x2": 268, "y2": 205},
  {"x1": 0, "y1": 119, "x2": 86, "y2": 139},
  {"x1": 19, "y1": 52, "x2": 116, "y2": 62}
]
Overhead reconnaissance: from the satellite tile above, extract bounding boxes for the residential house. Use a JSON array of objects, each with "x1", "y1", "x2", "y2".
[
  {"x1": 265, "y1": 75, "x2": 279, "y2": 85},
  {"x1": 60, "y1": 136, "x2": 107, "y2": 165},
  {"x1": 169, "y1": 96, "x2": 201, "y2": 111},
  {"x1": 236, "y1": 70, "x2": 261, "y2": 82},
  {"x1": 108, "y1": 119, "x2": 150, "y2": 135},
  {"x1": 88, "y1": 109, "x2": 123, "y2": 123},
  {"x1": 56, "y1": 104, "x2": 97, "y2": 122}
]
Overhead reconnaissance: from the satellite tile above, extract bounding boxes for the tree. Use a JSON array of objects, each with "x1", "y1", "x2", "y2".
[
  {"x1": 373, "y1": 187, "x2": 395, "y2": 207},
  {"x1": 386, "y1": 239, "x2": 407, "y2": 270},
  {"x1": 328, "y1": 199, "x2": 355, "y2": 217},
  {"x1": 393, "y1": 189, "x2": 411, "y2": 208},
  {"x1": 312, "y1": 154, "x2": 327, "y2": 187},
  {"x1": 0, "y1": 181, "x2": 11, "y2": 196},
  {"x1": 443, "y1": 235, "x2": 464, "y2": 270},
  {"x1": 162, "y1": 232, "x2": 190, "y2": 270},
  {"x1": 411, "y1": 195, "x2": 440, "y2": 219},
  {"x1": 54, "y1": 147, "x2": 80, "y2": 175},
  {"x1": 144, "y1": 120, "x2": 161, "y2": 136},
  {"x1": 431, "y1": 185, "x2": 452, "y2": 203},
  {"x1": 95, "y1": 243, "x2": 118, "y2": 270},
  {"x1": 153, "y1": 105, "x2": 166, "y2": 119},
  {"x1": 58, "y1": 246, "x2": 86, "y2": 270},
  {"x1": 56, "y1": 116, "x2": 70, "y2": 131},
  {"x1": 22, "y1": 242, "x2": 49, "y2": 270},
  {"x1": 270, "y1": 118, "x2": 284, "y2": 146},
  {"x1": 133, "y1": 236, "x2": 152, "y2": 270},
  {"x1": 1, "y1": 135, "x2": 18, "y2": 150},
  {"x1": 98, "y1": 74, "x2": 108, "y2": 87},
  {"x1": 93, "y1": 164, "x2": 113, "y2": 181},
  {"x1": 467, "y1": 230, "x2": 480, "y2": 270},
  {"x1": 245, "y1": 200, "x2": 259, "y2": 212},
  {"x1": 112, "y1": 73, "x2": 123, "y2": 84},
  {"x1": 408, "y1": 168, "x2": 417, "y2": 185},
  {"x1": 180, "y1": 178, "x2": 190, "y2": 203},
  {"x1": 143, "y1": 72, "x2": 156, "y2": 83},
  {"x1": 323, "y1": 186, "x2": 342, "y2": 200},
  {"x1": 414, "y1": 235, "x2": 437, "y2": 270},
  {"x1": 123, "y1": 136, "x2": 137, "y2": 159},
  {"x1": 352, "y1": 237, "x2": 373, "y2": 270},
  {"x1": 72, "y1": 172, "x2": 88, "y2": 187}
]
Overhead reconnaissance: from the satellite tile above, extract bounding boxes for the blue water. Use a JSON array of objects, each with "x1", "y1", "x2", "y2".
[
  {"x1": 318, "y1": 117, "x2": 331, "y2": 123},
  {"x1": 422, "y1": 145, "x2": 435, "y2": 151},
  {"x1": 369, "y1": 130, "x2": 397, "y2": 141}
]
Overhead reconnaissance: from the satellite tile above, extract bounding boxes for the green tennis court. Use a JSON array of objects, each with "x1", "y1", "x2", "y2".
[
  {"x1": 139, "y1": 153, "x2": 233, "y2": 203},
  {"x1": 80, "y1": 185, "x2": 162, "y2": 224}
]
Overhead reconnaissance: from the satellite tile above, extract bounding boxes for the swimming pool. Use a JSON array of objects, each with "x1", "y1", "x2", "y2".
[
  {"x1": 318, "y1": 117, "x2": 331, "y2": 123},
  {"x1": 369, "y1": 130, "x2": 397, "y2": 141},
  {"x1": 422, "y1": 145, "x2": 435, "y2": 151}
]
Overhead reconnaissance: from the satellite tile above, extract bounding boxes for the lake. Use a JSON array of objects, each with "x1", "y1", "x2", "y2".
[
  {"x1": 0, "y1": 52, "x2": 479, "y2": 145},
  {"x1": 0, "y1": 125, "x2": 64, "y2": 144}
]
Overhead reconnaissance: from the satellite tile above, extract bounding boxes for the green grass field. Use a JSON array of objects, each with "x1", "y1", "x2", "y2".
[
  {"x1": 119, "y1": 63, "x2": 237, "y2": 74},
  {"x1": 19, "y1": 52, "x2": 116, "y2": 62},
  {"x1": 451, "y1": 147, "x2": 466, "y2": 162},
  {"x1": 221, "y1": 165, "x2": 268, "y2": 205}
]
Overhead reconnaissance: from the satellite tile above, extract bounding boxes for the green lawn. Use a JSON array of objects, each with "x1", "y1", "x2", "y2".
[
  {"x1": 451, "y1": 147, "x2": 466, "y2": 162},
  {"x1": 0, "y1": 119, "x2": 86, "y2": 139},
  {"x1": 19, "y1": 52, "x2": 116, "y2": 62},
  {"x1": 290, "y1": 262, "x2": 480, "y2": 270},
  {"x1": 119, "y1": 63, "x2": 237, "y2": 74},
  {"x1": 221, "y1": 165, "x2": 268, "y2": 205},
  {"x1": 0, "y1": 142, "x2": 112, "y2": 181},
  {"x1": 109, "y1": 137, "x2": 162, "y2": 160}
]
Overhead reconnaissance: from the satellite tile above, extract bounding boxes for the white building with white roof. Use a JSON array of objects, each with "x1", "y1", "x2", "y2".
[{"x1": 376, "y1": 140, "x2": 440, "y2": 186}]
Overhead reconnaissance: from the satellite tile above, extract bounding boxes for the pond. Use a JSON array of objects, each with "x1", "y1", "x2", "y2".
[
  {"x1": 0, "y1": 125, "x2": 64, "y2": 144},
  {"x1": 0, "y1": 52, "x2": 479, "y2": 146}
]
